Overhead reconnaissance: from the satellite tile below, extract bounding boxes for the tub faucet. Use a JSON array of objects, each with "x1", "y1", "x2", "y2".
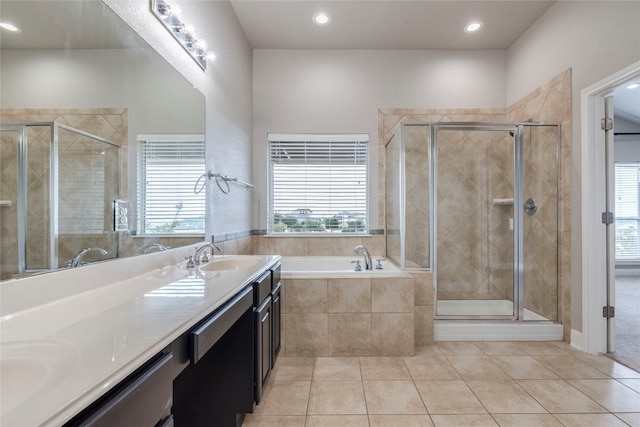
[
  {"x1": 68, "y1": 247, "x2": 109, "y2": 268},
  {"x1": 353, "y1": 245, "x2": 372, "y2": 270},
  {"x1": 141, "y1": 243, "x2": 169, "y2": 254},
  {"x1": 194, "y1": 243, "x2": 221, "y2": 264}
]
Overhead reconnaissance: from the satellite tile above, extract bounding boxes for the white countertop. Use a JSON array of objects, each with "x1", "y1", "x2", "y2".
[{"x1": 0, "y1": 251, "x2": 280, "y2": 427}]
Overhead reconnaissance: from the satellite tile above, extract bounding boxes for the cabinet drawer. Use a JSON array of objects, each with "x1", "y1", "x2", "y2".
[
  {"x1": 68, "y1": 353, "x2": 173, "y2": 427},
  {"x1": 271, "y1": 262, "x2": 281, "y2": 290},
  {"x1": 190, "y1": 285, "x2": 254, "y2": 364},
  {"x1": 254, "y1": 270, "x2": 271, "y2": 306}
]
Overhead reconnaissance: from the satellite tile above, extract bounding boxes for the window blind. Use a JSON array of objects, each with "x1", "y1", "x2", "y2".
[
  {"x1": 267, "y1": 134, "x2": 368, "y2": 234},
  {"x1": 137, "y1": 138, "x2": 205, "y2": 234},
  {"x1": 614, "y1": 162, "x2": 640, "y2": 261}
]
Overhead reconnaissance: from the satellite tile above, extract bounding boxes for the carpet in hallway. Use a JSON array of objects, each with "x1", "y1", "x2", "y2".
[{"x1": 607, "y1": 275, "x2": 640, "y2": 373}]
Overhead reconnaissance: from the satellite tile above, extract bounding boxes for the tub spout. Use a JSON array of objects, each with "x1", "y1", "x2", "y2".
[
  {"x1": 353, "y1": 245, "x2": 372, "y2": 270},
  {"x1": 68, "y1": 247, "x2": 109, "y2": 268}
]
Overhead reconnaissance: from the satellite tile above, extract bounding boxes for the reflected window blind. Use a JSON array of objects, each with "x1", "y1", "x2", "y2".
[
  {"x1": 615, "y1": 162, "x2": 640, "y2": 260},
  {"x1": 267, "y1": 134, "x2": 368, "y2": 234},
  {"x1": 137, "y1": 138, "x2": 205, "y2": 234}
]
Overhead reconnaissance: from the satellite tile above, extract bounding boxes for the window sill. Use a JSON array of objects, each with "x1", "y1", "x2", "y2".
[
  {"x1": 133, "y1": 234, "x2": 205, "y2": 239},
  {"x1": 263, "y1": 233, "x2": 373, "y2": 238}
]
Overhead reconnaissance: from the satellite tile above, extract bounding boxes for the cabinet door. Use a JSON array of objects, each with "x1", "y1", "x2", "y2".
[
  {"x1": 271, "y1": 283, "x2": 281, "y2": 367},
  {"x1": 255, "y1": 296, "x2": 272, "y2": 405}
]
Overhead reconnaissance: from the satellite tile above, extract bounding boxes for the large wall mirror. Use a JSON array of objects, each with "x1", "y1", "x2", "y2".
[{"x1": 0, "y1": 0, "x2": 206, "y2": 281}]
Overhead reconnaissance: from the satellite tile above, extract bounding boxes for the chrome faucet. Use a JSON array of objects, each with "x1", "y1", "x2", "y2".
[
  {"x1": 68, "y1": 247, "x2": 109, "y2": 268},
  {"x1": 194, "y1": 243, "x2": 221, "y2": 264},
  {"x1": 353, "y1": 245, "x2": 372, "y2": 270}
]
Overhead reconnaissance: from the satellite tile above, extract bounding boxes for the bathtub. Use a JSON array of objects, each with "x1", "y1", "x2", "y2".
[{"x1": 280, "y1": 256, "x2": 405, "y2": 278}]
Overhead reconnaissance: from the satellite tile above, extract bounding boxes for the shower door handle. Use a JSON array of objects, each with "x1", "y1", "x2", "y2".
[{"x1": 524, "y1": 198, "x2": 538, "y2": 215}]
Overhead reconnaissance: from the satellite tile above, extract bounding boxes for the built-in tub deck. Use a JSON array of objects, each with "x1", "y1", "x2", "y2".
[{"x1": 279, "y1": 256, "x2": 415, "y2": 357}]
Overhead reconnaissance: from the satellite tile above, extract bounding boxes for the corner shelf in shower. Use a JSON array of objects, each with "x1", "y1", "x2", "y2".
[
  {"x1": 0, "y1": 200, "x2": 12, "y2": 207},
  {"x1": 492, "y1": 198, "x2": 514, "y2": 206}
]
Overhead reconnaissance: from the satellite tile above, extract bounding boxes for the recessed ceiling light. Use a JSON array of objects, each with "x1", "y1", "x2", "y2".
[
  {"x1": 627, "y1": 83, "x2": 640, "y2": 90},
  {"x1": 313, "y1": 12, "x2": 331, "y2": 26},
  {"x1": 0, "y1": 22, "x2": 22, "y2": 33},
  {"x1": 464, "y1": 21, "x2": 483, "y2": 33}
]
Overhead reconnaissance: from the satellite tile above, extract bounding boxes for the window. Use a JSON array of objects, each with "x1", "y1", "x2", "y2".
[
  {"x1": 615, "y1": 162, "x2": 640, "y2": 261},
  {"x1": 137, "y1": 135, "x2": 205, "y2": 235},
  {"x1": 267, "y1": 133, "x2": 368, "y2": 234}
]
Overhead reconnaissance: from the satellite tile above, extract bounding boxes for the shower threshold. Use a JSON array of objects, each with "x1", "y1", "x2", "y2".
[
  {"x1": 435, "y1": 299, "x2": 563, "y2": 341},
  {"x1": 437, "y1": 299, "x2": 549, "y2": 320}
]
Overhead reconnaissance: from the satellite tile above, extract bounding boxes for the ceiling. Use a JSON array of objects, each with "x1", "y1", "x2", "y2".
[
  {"x1": 229, "y1": 0, "x2": 555, "y2": 50},
  {"x1": 1, "y1": 0, "x2": 638, "y2": 124},
  {"x1": 229, "y1": 0, "x2": 639, "y2": 124},
  {"x1": 0, "y1": 1, "x2": 141, "y2": 50}
]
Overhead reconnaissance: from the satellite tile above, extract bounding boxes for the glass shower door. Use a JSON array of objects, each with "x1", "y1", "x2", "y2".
[
  {"x1": 0, "y1": 126, "x2": 21, "y2": 280},
  {"x1": 521, "y1": 125, "x2": 559, "y2": 321},
  {"x1": 434, "y1": 126, "x2": 517, "y2": 318}
]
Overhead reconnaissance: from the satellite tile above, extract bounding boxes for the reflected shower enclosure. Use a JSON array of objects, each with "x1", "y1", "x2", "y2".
[
  {"x1": 0, "y1": 122, "x2": 119, "y2": 280},
  {"x1": 385, "y1": 123, "x2": 561, "y2": 322}
]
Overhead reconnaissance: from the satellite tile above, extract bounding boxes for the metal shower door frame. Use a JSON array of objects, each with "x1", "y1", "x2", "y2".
[{"x1": 431, "y1": 123, "x2": 523, "y2": 320}]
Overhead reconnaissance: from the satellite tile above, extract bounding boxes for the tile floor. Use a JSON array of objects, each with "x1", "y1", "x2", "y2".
[{"x1": 243, "y1": 341, "x2": 640, "y2": 427}]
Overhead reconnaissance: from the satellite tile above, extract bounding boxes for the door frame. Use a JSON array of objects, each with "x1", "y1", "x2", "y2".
[{"x1": 580, "y1": 60, "x2": 640, "y2": 354}]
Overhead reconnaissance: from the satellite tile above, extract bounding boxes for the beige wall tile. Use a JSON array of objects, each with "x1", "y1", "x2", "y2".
[
  {"x1": 328, "y1": 313, "x2": 372, "y2": 356},
  {"x1": 414, "y1": 305, "x2": 434, "y2": 346},
  {"x1": 283, "y1": 279, "x2": 327, "y2": 313},
  {"x1": 372, "y1": 313, "x2": 414, "y2": 356},
  {"x1": 284, "y1": 314, "x2": 328, "y2": 357},
  {"x1": 304, "y1": 238, "x2": 334, "y2": 256},
  {"x1": 328, "y1": 279, "x2": 371, "y2": 313},
  {"x1": 412, "y1": 272, "x2": 434, "y2": 306},
  {"x1": 372, "y1": 278, "x2": 414, "y2": 312},
  {"x1": 272, "y1": 238, "x2": 306, "y2": 256}
]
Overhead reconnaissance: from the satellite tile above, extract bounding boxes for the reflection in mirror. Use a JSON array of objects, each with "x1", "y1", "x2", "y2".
[{"x1": 0, "y1": 1, "x2": 206, "y2": 281}]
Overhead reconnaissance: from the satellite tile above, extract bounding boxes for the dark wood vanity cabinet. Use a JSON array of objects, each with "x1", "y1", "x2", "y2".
[
  {"x1": 63, "y1": 353, "x2": 174, "y2": 427},
  {"x1": 253, "y1": 271, "x2": 272, "y2": 405},
  {"x1": 173, "y1": 285, "x2": 255, "y2": 427},
  {"x1": 270, "y1": 263, "x2": 282, "y2": 367},
  {"x1": 63, "y1": 263, "x2": 283, "y2": 427}
]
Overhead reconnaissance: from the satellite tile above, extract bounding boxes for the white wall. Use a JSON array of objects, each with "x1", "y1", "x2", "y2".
[
  {"x1": 507, "y1": 1, "x2": 640, "y2": 332},
  {"x1": 103, "y1": 0, "x2": 254, "y2": 238},
  {"x1": 253, "y1": 49, "x2": 507, "y2": 229}
]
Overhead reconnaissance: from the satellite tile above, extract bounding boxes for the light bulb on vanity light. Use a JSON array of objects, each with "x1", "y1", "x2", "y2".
[{"x1": 0, "y1": 22, "x2": 22, "y2": 33}]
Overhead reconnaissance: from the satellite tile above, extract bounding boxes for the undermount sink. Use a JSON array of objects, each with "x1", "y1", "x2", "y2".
[
  {"x1": 1, "y1": 340, "x2": 80, "y2": 415},
  {"x1": 198, "y1": 256, "x2": 261, "y2": 272}
]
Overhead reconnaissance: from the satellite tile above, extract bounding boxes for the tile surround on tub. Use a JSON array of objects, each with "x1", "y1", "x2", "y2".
[{"x1": 282, "y1": 276, "x2": 415, "y2": 357}]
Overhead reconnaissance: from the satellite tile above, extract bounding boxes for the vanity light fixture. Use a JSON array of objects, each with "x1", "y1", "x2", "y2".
[
  {"x1": 464, "y1": 21, "x2": 483, "y2": 33},
  {"x1": 0, "y1": 22, "x2": 22, "y2": 33},
  {"x1": 313, "y1": 12, "x2": 331, "y2": 25},
  {"x1": 151, "y1": 0, "x2": 213, "y2": 70},
  {"x1": 627, "y1": 83, "x2": 640, "y2": 90}
]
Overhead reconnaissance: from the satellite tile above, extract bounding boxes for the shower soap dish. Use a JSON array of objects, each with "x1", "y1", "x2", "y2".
[{"x1": 492, "y1": 198, "x2": 514, "y2": 206}]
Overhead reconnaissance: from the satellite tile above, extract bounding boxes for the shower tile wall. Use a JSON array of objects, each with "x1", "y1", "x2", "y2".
[
  {"x1": 0, "y1": 109, "x2": 127, "y2": 277},
  {"x1": 378, "y1": 68, "x2": 572, "y2": 339}
]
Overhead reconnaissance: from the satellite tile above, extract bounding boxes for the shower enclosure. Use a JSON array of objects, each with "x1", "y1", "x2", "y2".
[
  {"x1": 386, "y1": 123, "x2": 561, "y2": 322},
  {"x1": 0, "y1": 122, "x2": 119, "y2": 280}
]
